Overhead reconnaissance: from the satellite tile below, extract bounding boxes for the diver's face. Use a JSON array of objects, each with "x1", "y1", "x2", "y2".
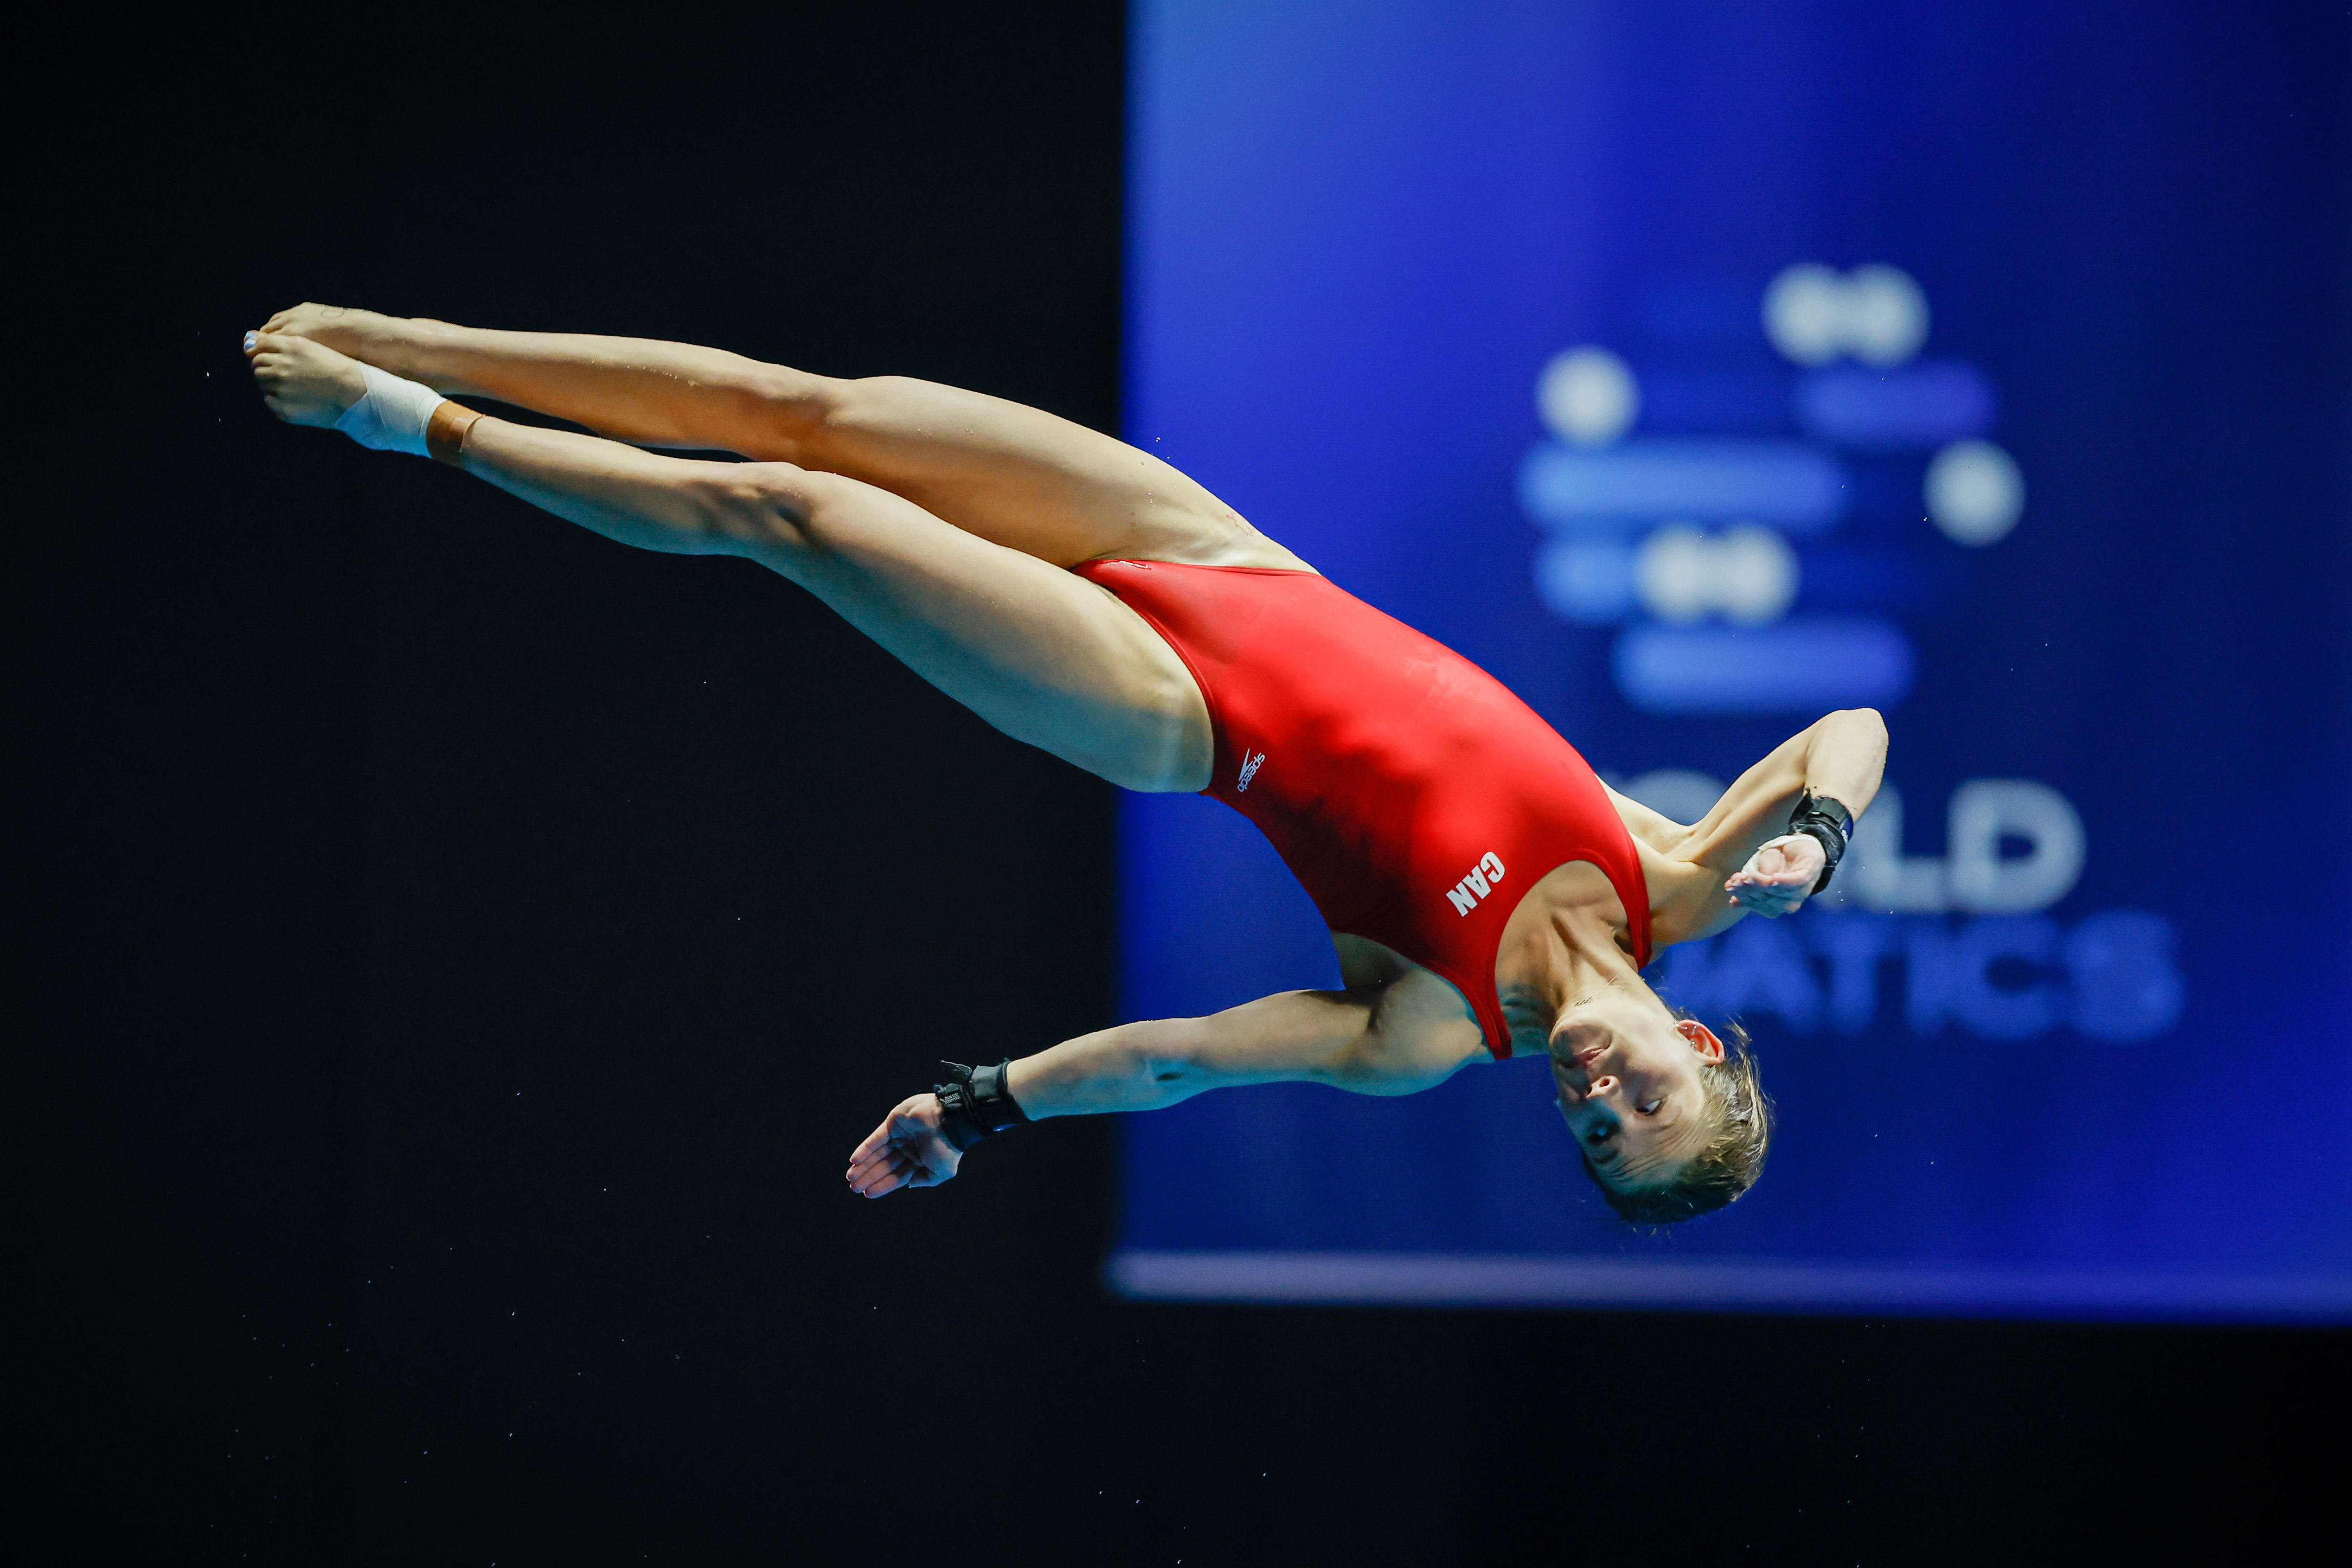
[{"x1": 1550, "y1": 1001, "x2": 1724, "y2": 1187}]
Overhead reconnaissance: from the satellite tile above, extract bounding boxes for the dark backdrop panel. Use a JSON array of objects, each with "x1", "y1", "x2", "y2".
[
  {"x1": 10, "y1": 3, "x2": 2346, "y2": 1563},
  {"x1": 17, "y1": 8, "x2": 1128, "y2": 1562}
]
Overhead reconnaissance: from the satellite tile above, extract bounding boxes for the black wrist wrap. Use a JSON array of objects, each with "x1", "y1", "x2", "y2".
[
  {"x1": 933, "y1": 1058, "x2": 1031, "y2": 1153},
  {"x1": 1787, "y1": 793, "x2": 1855, "y2": 895}
]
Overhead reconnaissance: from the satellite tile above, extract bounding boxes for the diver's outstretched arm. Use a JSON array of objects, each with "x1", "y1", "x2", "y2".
[
  {"x1": 257, "y1": 302, "x2": 1304, "y2": 572},
  {"x1": 843, "y1": 968, "x2": 1486, "y2": 1196}
]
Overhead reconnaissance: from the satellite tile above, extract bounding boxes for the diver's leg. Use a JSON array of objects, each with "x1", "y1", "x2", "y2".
[
  {"x1": 261, "y1": 303, "x2": 1309, "y2": 572},
  {"x1": 248, "y1": 332, "x2": 1212, "y2": 791},
  {"x1": 261, "y1": 303, "x2": 819, "y2": 455}
]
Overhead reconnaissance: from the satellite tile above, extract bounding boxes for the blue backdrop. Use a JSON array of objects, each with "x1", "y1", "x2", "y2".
[{"x1": 1109, "y1": 0, "x2": 2351, "y2": 1319}]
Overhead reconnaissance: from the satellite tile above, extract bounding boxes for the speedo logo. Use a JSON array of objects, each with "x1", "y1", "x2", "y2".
[
  {"x1": 1236, "y1": 750, "x2": 1266, "y2": 792},
  {"x1": 1445, "y1": 851, "x2": 1507, "y2": 916}
]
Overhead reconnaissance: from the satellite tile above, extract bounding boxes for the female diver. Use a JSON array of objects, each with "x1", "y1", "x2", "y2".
[{"x1": 246, "y1": 305, "x2": 1887, "y2": 1224}]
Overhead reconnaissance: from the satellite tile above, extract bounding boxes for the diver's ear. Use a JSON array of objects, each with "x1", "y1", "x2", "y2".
[{"x1": 1676, "y1": 1018, "x2": 1726, "y2": 1062}]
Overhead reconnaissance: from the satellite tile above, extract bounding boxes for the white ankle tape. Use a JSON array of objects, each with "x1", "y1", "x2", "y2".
[{"x1": 333, "y1": 365, "x2": 446, "y2": 456}]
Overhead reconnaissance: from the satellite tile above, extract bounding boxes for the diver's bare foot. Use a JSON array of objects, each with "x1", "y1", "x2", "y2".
[
  {"x1": 244, "y1": 330, "x2": 369, "y2": 428},
  {"x1": 260, "y1": 301, "x2": 407, "y2": 363}
]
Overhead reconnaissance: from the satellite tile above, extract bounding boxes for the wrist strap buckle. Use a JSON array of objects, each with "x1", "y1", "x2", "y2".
[
  {"x1": 933, "y1": 1058, "x2": 1031, "y2": 1153},
  {"x1": 1787, "y1": 792, "x2": 1855, "y2": 896}
]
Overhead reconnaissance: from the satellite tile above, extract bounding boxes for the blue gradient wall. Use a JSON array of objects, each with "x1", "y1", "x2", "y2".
[{"x1": 1113, "y1": 0, "x2": 2352, "y2": 1319}]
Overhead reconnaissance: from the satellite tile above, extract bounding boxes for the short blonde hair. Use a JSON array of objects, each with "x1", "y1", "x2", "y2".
[{"x1": 1579, "y1": 1014, "x2": 1772, "y2": 1227}]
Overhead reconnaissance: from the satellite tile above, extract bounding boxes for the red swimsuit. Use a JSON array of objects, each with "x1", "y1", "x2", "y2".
[{"x1": 1075, "y1": 560, "x2": 1653, "y2": 1058}]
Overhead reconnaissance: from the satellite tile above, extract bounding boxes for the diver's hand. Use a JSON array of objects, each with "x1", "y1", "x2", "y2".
[
  {"x1": 1724, "y1": 833, "x2": 1824, "y2": 917},
  {"x1": 845, "y1": 1093, "x2": 963, "y2": 1197}
]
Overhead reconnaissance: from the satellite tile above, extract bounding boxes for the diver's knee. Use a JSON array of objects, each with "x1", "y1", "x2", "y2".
[
  {"x1": 734, "y1": 365, "x2": 851, "y2": 456},
  {"x1": 699, "y1": 461, "x2": 829, "y2": 551}
]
